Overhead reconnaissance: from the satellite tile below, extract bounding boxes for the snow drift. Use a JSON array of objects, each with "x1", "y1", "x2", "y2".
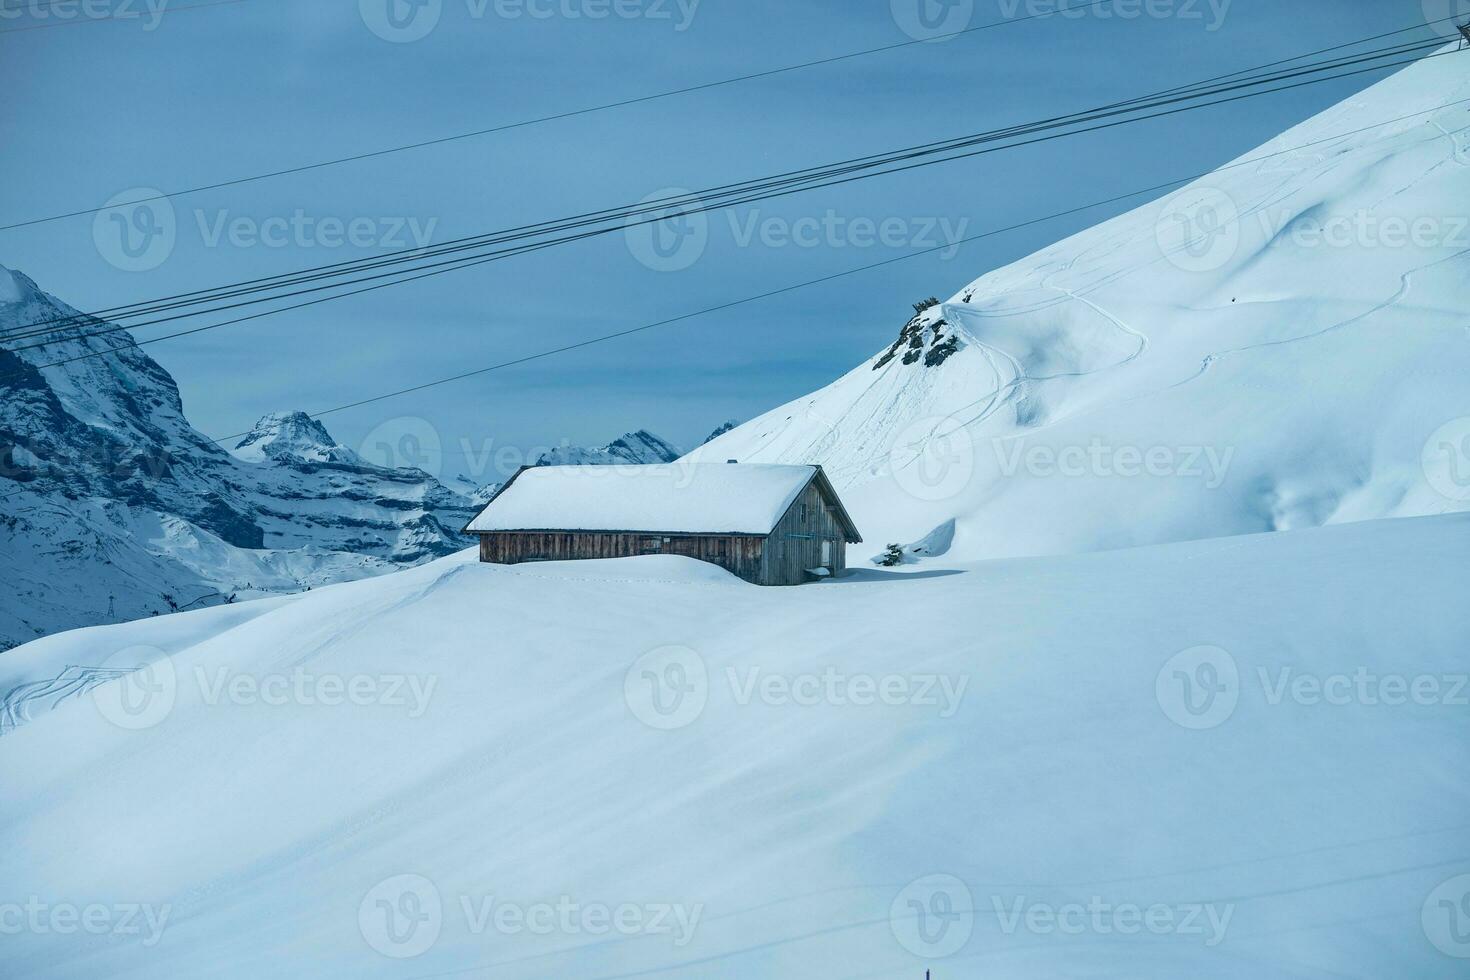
[{"x1": 1, "y1": 513, "x2": 1467, "y2": 977}]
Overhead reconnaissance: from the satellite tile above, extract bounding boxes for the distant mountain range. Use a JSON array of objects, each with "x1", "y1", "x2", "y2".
[
  {"x1": 532, "y1": 429, "x2": 682, "y2": 467},
  {"x1": 0, "y1": 267, "x2": 688, "y2": 649}
]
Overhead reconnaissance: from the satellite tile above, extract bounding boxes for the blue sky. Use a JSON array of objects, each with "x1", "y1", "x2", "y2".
[{"x1": 0, "y1": 0, "x2": 1450, "y2": 483}]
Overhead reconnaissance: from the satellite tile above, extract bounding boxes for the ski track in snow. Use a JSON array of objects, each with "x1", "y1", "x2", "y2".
[
  {"x1": 0, "y1": 666, "x2": 133, "y2": 736},
  {"x1": 1168, "y1": 245, "x2": 1470, "y2": 392}
]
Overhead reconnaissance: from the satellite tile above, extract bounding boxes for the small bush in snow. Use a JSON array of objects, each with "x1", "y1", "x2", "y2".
[{"x1": 878, "y1": 543, "x2": 905, "y2": 567}]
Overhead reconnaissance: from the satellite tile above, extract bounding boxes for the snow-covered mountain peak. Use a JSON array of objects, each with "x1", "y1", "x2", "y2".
[
  {"x1": 0, "y1": 271, "x2": 482, "y2": 648},
  {"x1": 701, "y1": 419, "x2": 740, "y2": 444},
  {"x1": 232, "y1": 411, "x2": 362, "y2": 466},
  {"x1": 534, "y1": 428, "x2": 680, "y2": 466},
  {"x1": 0, "y1": 263, "x2": 31, "y2": 305},
  {"x1": 0, "y1": 264, "x2": 703, "y2": 648}
]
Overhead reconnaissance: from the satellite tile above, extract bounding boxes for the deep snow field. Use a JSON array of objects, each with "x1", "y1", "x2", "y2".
[{"x1": 2, "y1": 512, "x2": 1468, "y2": 978}]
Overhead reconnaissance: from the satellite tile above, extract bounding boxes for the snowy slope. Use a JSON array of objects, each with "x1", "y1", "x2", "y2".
[
  {"x1": 1, "y1": 513, "x2": 1467, "y2": 977},
  {"x1": 693, "y1": 50, "x2": 1470, "y2": 560},
  {"x1": 0, "y1": 268, "x2": 477, "y2": 649}
]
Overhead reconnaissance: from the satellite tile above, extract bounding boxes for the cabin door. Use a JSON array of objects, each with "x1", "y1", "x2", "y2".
[{"x1": 820, "y1": 539, "x2": 833, "y2": 568}]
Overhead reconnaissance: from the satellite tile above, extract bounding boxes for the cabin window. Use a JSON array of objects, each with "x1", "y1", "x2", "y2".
[
  {"x1": 641, "y1": 537, "x2": 662, "y2": 552},
  {"x1": 800, "y1": 504, "x2": 808, "y2": 521}
]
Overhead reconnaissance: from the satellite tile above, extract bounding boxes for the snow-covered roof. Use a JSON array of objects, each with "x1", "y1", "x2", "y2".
[{"x1": 465, "y1": 463, "x2": 836, "y2": 536}]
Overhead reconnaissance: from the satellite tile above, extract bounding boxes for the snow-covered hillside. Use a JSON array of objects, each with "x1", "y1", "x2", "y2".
[
  {"x1": 0, "y1": 268, "x2": 477, "y2": 649},
  {"x1": 2, "y1": 513, "x2": 1467, "y2": 977},
  {"x1": 694, "y1": 49, "x2": 1470, "y2": 560}
]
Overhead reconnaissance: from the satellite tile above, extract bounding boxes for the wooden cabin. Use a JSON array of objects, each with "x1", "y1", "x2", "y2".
[{"x1": 463, "y1": 463, "x2": 862, "y2": 586}]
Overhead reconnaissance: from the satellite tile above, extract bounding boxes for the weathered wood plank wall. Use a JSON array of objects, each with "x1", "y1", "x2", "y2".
[
  {"x1": 479, "y1": 531, "x2": 766, "y2": 583},
  {"x1": 759, "y1": 482, "x2": 848, "y2": 585}
]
